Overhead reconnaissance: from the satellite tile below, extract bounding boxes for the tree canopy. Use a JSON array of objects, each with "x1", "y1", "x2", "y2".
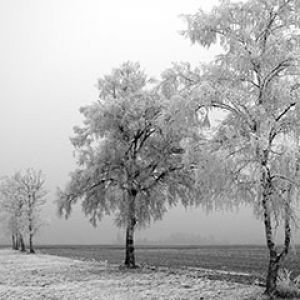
[
  {"x1": 57, "y1": 62, "x2": 196, "y2": 266},
  {"x1": 180, "y1": 0, "x2": 300, "y2": 295}
]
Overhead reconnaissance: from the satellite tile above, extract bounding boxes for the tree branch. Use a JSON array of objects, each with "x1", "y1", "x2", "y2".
[
  {"x1": 271, "y1": 174, "x2": 300, "y2": 187},
  {"x1": 275, "y1": 102, "x2": 296, "y2": 122}
]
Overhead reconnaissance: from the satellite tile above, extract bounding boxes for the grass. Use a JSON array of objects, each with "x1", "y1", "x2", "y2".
[{"x1": 0, "y1": 249, "x2": 262, "y2": 300}]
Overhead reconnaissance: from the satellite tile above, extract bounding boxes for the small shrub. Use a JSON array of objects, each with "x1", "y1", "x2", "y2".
[{"x1": 276, "y1": 268, "x2": 300, "y2": 299}]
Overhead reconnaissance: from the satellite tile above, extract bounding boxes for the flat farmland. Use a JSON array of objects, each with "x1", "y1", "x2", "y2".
[{"x1": 37, "y1": 245, "x2": 300, "y2": 283}]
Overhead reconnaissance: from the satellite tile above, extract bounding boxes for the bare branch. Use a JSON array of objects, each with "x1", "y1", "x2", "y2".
[{"x1": 271, "y1": 174, "x2": 300, "y2": 187}]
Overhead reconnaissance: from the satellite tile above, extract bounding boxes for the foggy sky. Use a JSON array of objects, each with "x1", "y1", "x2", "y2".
[{"x1": 0, "y1": 0, "x2": 298, "y2": 245}]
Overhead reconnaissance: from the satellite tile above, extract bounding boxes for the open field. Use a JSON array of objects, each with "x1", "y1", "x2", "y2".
[{"x1": 37, "y1": 245, "x2": 300, "y2": 284}]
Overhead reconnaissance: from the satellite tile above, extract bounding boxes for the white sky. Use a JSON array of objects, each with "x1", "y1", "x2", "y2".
[{"x1": 0, "y1": 0, "x2": 295, "y2": 245}]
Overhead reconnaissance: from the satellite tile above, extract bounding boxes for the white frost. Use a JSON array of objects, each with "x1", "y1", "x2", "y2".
[{"x1": 0, "y1": 249, "x2": 262, "y2": 300}]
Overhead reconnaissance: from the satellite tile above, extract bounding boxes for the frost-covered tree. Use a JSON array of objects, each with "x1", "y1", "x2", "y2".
[
  {"x1": 15, "y1": 169, "x2": 47, "y2": 253},
  {"x1": 181, "y1": 0, "x2": 300, "y2": 296},
  {"x1": 57, "y1": 62, "x2": 195, "y2": 268},
  {"x1": 0, "y1": 169, "x2": 47, "y2": 253},
  {"x1": 0, "y1": 175, "x2": 26, "y2": 251}
]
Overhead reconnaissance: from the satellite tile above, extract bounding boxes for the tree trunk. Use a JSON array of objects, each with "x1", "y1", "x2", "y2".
[
  {"x1": 263, "y1": 183, "x2": 292, "y2": 298},
  {"x1": 15, "y1": 234, "x2": 20, "y2": 250},
  {"x1": 124, "y1": 217, "x2": 136, "y2": 267},
  {"x1": 12, "y1": 234, "x2": 17, "y2": 250},
  {"x1": 265, "y1": 251, "x2": 279, "y2": 298},
  {"x1": 124, "y1": 191, "x2": 137, "y2": 268},
  {"x1": 262, "y1": 191, "x2": 279, "y2": 298},
  {"x1": 29, "y1": 222, "x2": 35, "y2": 253},
  {"x1": 19, "y1": 233, "x2": 26, "y2": 252},
  {"x1": 29, "y1": 233, "x2": 35, "y2": 253},
  {"x1": 261, "y1": 158, "x2": 278, "y2": 298}
]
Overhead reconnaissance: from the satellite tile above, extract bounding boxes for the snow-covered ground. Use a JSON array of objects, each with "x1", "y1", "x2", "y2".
[{"x1": 0, "y1": 249, "x2": 263, "y2": 299}]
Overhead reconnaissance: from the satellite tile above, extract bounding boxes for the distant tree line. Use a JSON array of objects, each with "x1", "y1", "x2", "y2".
[
  {"x1": 0, "y1": 168, "x2": 47, "y2": 253},
  {"x1": 133, "y1": 233, "x2": 218, "y2": 246}
]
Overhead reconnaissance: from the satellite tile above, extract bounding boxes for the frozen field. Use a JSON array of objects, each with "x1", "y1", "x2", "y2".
[{"x1": 0, "y1": 249, "x2": 263, "y2": 299}]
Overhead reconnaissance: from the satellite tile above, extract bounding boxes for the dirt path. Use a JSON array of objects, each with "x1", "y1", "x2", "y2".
[{"x1": 0, "y1": 249, "x2": 262, "y2": 299}]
